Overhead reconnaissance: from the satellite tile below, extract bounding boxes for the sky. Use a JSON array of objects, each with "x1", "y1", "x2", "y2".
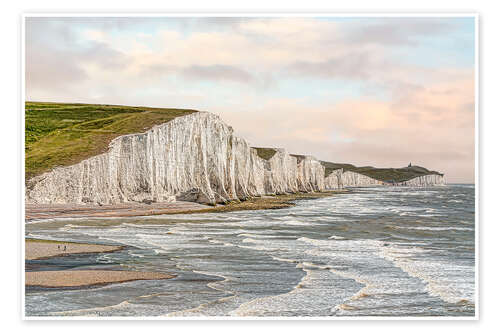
[{"x1": 25, "y1": 16, "x2": 476, "y2": 183}]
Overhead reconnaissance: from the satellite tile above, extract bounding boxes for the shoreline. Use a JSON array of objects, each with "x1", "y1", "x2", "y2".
[
  {"x1": 25, "y1": 190, "x2": 349, "y2": 288},
  {"x1": 25, "y1": 270, "x2": 175, "y2": 288},
  {"x1": 25, "y1": 190, "x2": 349, "y2": 222},
  {"x1": 25, "y1": 239, "x2": 175, "y2": 288},
  {"x1": 24, "y1": 191, "x2": 346, "y2": 289},
  {"x1": 25, "y1": 239, "x2": 124, "y2": 260}
]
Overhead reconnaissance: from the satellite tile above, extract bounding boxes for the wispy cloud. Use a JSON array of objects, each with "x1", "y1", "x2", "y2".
[
  {"x1": 25, "y1": 16, "x2": 475, "y2": 182},
  {"x1": 340, "y1": 18, "x2": 455, "y2": 45},
  {"x1": 182, "y1": 65, "x2": 253, "y2": 83}
]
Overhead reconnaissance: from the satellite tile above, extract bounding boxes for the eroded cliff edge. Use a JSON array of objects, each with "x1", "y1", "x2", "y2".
[
  {"x1": 26, "y1": 112, "x2": 326, "y2": 205},
  {"x1": 26, "y1": 111, "x2": 445, "y2": 206}
]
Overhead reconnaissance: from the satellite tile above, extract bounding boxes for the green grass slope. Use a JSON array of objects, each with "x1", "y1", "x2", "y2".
[
  {"x1": 320, "y1": 161, "x2": 443, "y2": 182},
  {"x1": 320, "y1": 161, "x2": 357, "y2": 177},
  {"x1": 25, "y1": 102, "x2": 197, "y2": 180},
  {"x1": 253, "y1": 147, "x2": 277, "y2": 161}
]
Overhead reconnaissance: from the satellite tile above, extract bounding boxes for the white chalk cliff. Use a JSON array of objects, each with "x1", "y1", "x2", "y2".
[
  {"x1": 390, "y1": 174, "x2": 445, "y2": 187},
  {"x1": 26, "y1": 111, "x2": 446, "y2": 205},
  {"x1": 293, "y1": 155, "x2": 325, "y2": 192},
  {"x1": 323, "y1": 169, "x2": 445, "y2": 189},
  {"x1": 341, "y1": 170, "x2": 384, "y2": 187},
  {"x1": 324, "y1": 169, "x2": 343, "y2": 189},
  {"x1": 324, "y1": 169, "x2": 383, "y2": 189},
  {"x1": 26, "y1": 112, "x2": 326, "y2": 205}
]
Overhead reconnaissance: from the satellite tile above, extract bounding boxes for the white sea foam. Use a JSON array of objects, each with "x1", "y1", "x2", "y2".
[
  {"x1": 207, "y1": 239, "x2": 234, "y2": 247},
  {"x1": 229, "y1": 260, "x2": 354, "y2": 317},
  {"x1": 49, "y1": 300, "x2": 132, "y2": 317},
  {"x1": 379, "y1": 244, "x2": 475, "y2": 304},
  {"x1": 26, "y1": 185, "x2": 475, "y2": 317},
  {"x1": 164, "y1": 270, "x2": 239, "y2": 317},
  {"x1": 296, "y1": 237, "x2": 454, "y2": 315},
  {"x1": 328, "y1": 234, "x2": 345, "y2": 240},
  {"x1": 241, "y1": 238, "x2": 260, "y2": 243},
  {"x1": 237, "y1": 233, "x2": 295, "y2": 239},
  {"x1": 394, "y1": 226, "x2": 473, "y2": 232}
]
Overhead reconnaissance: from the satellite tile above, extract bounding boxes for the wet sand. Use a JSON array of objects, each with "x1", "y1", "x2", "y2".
[
  {"x1": 25, "y1": 270, "x2": 174, "y2": 288},
  {"x1": 25, "y1": 239, "x2": 175, "y2": 288},
  {"x1": 25, "y1": 201, "x2": 209, "y2": 221},
  {"x1": 25, "y1": 239, "x2": 123, "y2": 260},
  {"x1": 25, "y1": 192, "x2": 344, "y2": 289},
  {"x1": 25, "y1": 191, "x2": 346, "y2": 222}
]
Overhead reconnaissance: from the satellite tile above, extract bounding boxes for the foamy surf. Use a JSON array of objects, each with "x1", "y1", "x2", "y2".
[
  {"x1": 379, "y1": 244, "x2": 475, "y2": 304},
  {"x1": 25, "y1": 185, "x2": 475, "y2": 317},
  {"x1": 229, "y1": 260, "x2": 358, "y2": 317}
]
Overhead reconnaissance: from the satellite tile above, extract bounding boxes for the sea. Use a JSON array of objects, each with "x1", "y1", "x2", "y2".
[{"x1": 25, "y1": 184, "x2": 476, "y2": 317}]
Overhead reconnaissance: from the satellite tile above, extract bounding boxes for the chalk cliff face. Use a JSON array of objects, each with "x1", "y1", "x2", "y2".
[
  {"x1": 341, "y1": 171, "x2": 384, "y2": 187},
  {"x1": 263, "y1": 149, "x2": 299, "y2": 195},
  {"x1": 325, "y1": 170, "x2": 445, "y2": 189},
  {"x1": 323, "y1": 169, "x2": 383, "y2": 189},
  {"x1": 390, "y1": 174, "x2": 445, "y2": 187},
  {"x1": 26, "y1": 112, "x2": 327, "y2": 205},
  {"x1": 324, "y1": 169, "x2": 343, "y2": 189},
  {"x1": 294, "y1": 155, "x2": 325, "y2": 192},
  {"x1": 25, "y1": 111, "x2": 447, "y2": 205}
]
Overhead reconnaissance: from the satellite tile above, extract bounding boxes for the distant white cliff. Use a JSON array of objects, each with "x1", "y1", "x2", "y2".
[
  {"x1": 323, "y1": 169, "x2": 445, "y2": 189},
  {"x1": 324, "y1": 169, "x2": 343, "y2": 189},
  {"x1": 389, "y1": 174, "x2": 445, "y2": 187},
  {"x1": 341, "y1": 170, "x2": 384, "y2": 187}
]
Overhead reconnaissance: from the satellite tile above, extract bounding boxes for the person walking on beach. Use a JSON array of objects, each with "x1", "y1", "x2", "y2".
[
  {"x1": 63, "y1": 245, "x2": 66, "y2": 251},
  {"x1": 58, "y1": 245, "x2": 60, "y2": 250}
]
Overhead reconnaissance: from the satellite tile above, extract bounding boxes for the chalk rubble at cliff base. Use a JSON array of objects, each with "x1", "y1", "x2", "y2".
[{"x1": 25, "y1": 112, "x2": 445, "y2": 206}]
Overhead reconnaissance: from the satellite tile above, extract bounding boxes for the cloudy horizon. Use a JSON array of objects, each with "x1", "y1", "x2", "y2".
[{"x1": 25, "y1": 16, "x2": 475, "y2": 183}]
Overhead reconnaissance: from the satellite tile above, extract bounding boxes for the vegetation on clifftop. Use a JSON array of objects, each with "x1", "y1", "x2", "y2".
[
  {"x1": 25, "y1": 102, "x2": 197, "y2": 180},
  {"x1": 253, "y1": 147, "x2": 277, "y2": 161},
  {"x1": 320, "y1": 161, "x2": 357, "y2": 177},
  {"x1": 25, "y1": 101, "x2": 443, "y2": 184},
  {"x1": 320, "y1": 161, "x2": 443, "y2": 182}
]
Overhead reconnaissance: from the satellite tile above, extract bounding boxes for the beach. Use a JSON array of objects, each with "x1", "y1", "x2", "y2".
[
  {"x1": 25, "y1": 239, "x2": 123, "y2": 260},
  {"x1": 25, "y1": 185, "x2": 475, "y2": 316},
  {"x1": 25, "y1": 201, "x2": 209, "y2": 221},
  {"x1": 25, "y1": 239, "x2": 175, "y2": 288},
  {"x1": 25, "y1": 193, "x2": 343, "y2": 290},
  {"x1": 25, "y1": 191, "x2": 345, "y2": 222},
  {"x1": 26, "y1": 270, "x2": 174, "y2": 288}
]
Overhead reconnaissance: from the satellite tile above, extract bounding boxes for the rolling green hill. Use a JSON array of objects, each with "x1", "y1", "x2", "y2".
[{"x1": 25, "y1": 102, "x2": 197, "y2": 180}]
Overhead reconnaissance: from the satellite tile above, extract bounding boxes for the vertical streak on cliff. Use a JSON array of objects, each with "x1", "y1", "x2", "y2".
[
  {"x1": 26, "y1": 112, "x2": 325, "y2": 205},
  {"x1": 25, "y1": 112, "x2": 446, "y2": 205}
]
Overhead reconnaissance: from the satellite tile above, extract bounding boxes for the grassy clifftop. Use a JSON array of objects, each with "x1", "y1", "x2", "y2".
[
  {"x1": 321, "y1": 161, "x2": 357, "y2": 177},
  {"x1": 253, "y1": 147, "x2": 277, "y2": 161},
  {"x1": 25, "y1": 102, "x2": 197, "y2": 180},
  {"x1": 25, "y1": 101, "x2": 443, "y2": 184},
  {"x1": 320, "y1": 161, "x2": 443, "y2": 182}
]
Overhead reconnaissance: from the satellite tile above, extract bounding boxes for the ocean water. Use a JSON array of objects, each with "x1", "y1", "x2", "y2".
[{"x1": 25, "y1": 185, "x2": 476, "y2": 317}]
